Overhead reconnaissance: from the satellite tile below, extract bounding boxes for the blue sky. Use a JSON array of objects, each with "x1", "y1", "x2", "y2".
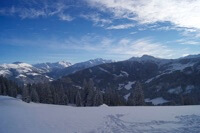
[{"x1": 0, "y1": 0, "x2": 200, "y2": 64}]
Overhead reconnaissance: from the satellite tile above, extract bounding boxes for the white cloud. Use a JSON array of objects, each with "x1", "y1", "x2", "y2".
[
  {"x1": 58, "y1": 13, "x2": 74, "y2": 21},
  {"x1": 60, "y1": 36, "x2": 175, "y2": 58},
  {"x1": 106, "y1": 23, "x2": 135, "y2": 29},
  {"x1": 176, "y1": 39, "x2": 200, "y2": 45},
  {"x1": 0, "y1": 1, "x2": 73, "y2": 21},
  {"x1": 1, "y1": 34, "x2": 195, "y2": 59},
  {"x1": 86, "y1": 0, "x2": 200, "y2": 30},
  {"x1": 80, "y1": 13, "x2": 112, "y2": 27},
  {"x1": 110, "y1": 38, "x2": 174, "y2": 58}
]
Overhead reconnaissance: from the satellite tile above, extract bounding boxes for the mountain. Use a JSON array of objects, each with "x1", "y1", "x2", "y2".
[
  {"x1": 52, "y1": 54, "x2": 200, "y2": 105},
  {"x1": 48, "y1": 58, "x2": 114, "y2": 79},
  {"x1": 0, "y1": 58, "x2": 113, "y2": 84},
  {"x1": 128, "y1": 55, "x2": 171, "y2": 65},
  {"x1": 0, "y1": 62, "x2": 52, "y2": 85},
  {"x1": 34, "y1": 61, "x2": 72, "y2": 72}
]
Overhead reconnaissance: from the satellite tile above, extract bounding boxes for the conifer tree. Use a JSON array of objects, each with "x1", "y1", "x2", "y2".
[
  {"x1": 30, "y1": 88, "x2": 39, "y2": 103},
  {"x1": 133, "y1": 82, "x2": 145, "y2": 106},
  {"x1": 93, "y1": 90, "x2": 103, "y2": 106},
  {"x1": 46, "y1": 87, "x2": 53, "y2": 104},
  {"x1": 85, "y1": 79, "x2": 95, "y2": 106},
  {"x1": 76, "y1": 91, "x2": 83, "y2": 106},
  {"x1": 22, "y1": 87, "x2": 30, "y2": 103}
]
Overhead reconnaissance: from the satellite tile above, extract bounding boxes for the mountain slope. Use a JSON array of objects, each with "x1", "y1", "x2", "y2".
[
  {"x1": 48, "y1": 58, "x2": 114, "y2": 79},
  {"x1": 0, "y1": 62, "x2": 52, "y2": 85},
  {"x1": 56, "y1": 54, "x2": 200, "y2": 105},
  {"x1": 0, "y1": 58, "x2": 113, "y2": 84},
  {"x1": 34, "y1": 61, "x2": 72, "y2": 72}
]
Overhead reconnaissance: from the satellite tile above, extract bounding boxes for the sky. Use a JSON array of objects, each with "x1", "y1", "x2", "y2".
[{"x1": 0, "y1": 0, "x2": 200, "y2": 64}]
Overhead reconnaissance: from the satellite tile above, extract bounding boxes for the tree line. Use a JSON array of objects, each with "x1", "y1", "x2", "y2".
[{"x1": 0, "y1": 76, "x2": 147, "y2": 106}]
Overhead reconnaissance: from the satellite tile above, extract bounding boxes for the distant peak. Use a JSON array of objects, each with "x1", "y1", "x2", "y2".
[
  {"x1": 141, "y1": 55, "x2": 156, "y2": 59},
  {"x1": 13, "y1": 61, "x2": 24, "y2": 64},
  {"x1": 90, "y1": 58, "x2": 103, "y2": 61},
  {"x1": 11, "y1": 62, "x2": 33, "y2": 67},
  {"x1": 128, "y1": 55, "x2": 168, "y2": 64},
  {"x1": 181, "y1": 54, "x2": 200, "y2": 59}
]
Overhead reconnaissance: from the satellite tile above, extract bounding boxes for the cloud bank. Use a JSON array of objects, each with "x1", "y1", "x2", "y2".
[{"x1": 86, "y1": 0, "x2": 200, "y2": 30}]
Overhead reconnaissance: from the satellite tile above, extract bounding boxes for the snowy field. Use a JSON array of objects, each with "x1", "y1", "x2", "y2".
[{"x1": 0, "y1": 96, "x2": 200, "y2": 133}]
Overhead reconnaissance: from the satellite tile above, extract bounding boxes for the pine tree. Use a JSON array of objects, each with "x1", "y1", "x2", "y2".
[
  {"x1": 30, "y1": 88, "x2": 39, "y2": 103},
  {"x1": 22, "y1": 87, "x2": 30, "y2": 103},
  {"x1": 53, "y1": 92, "x2": 59, "y2": 104},
  {"x1": 93, "y1": 90, "x2": 103, "y2": 106},
  {"x1": 45, "y1": 87, "x2": 53, "y2": 104},
  {"x1": 58, "y1": 85, "x2": 69, "y2": 105},
  {"x1": 85, "y1": 79, "x2": 95, "y2": 106},
  {"x1": 1, "y1": 83, "x2": 7, "y2": 95},
  {"x1": 133, "y1": 82, "x2": 145, "y2": 106},
  {"x1": 76, "y1": 91, "x2": 83, "y2": 106}
]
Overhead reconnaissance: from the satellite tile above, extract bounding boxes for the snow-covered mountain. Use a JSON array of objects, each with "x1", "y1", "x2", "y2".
[
  {"x1": 0, "y1": 58, "x2": 113, "y2": 84},
  {"x1": 0, "y1": 62, "x2": 52, "y2": 85},
  {"x1": 34, "y1": 61, "x2": 72, "y2": 72},
  {"x1": 48, "y1": 58, "x2": 114, "y2": 79}
]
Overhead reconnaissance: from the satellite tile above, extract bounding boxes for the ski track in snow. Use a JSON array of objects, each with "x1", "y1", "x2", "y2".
[
  {"x1": 97, "y1": 114, "x2": 200, "y2": 133},
  {"x1": 0, "y1": 96, "x2": 200, "y2": 133}
]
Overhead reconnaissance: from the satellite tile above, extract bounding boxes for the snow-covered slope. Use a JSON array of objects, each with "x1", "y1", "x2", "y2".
[
  {"x1": 34, "y1": 61, "x2": 72, "y2": 72},
  {"x1": 0, "y1": 62, "x2": 52, "y2": 85},
  {"x1": 0, "y1": 96, "x2": 200, "y2": 133}
]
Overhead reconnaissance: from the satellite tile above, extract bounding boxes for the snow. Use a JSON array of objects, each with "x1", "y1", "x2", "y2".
[
  {"x1": 145, "y1": 73, "x2": 166, "y2": 83},
  {"x1": 0, "y1": 63, "x2": 36, "y2": 77},
  {"x1": 124, "y1": 81, "x2": 135, "y2": 90},
  {"x1": 0, "y1": 70, "x2": 11, "y2": 76},
  {"x1": 124, "y1": 93, "x2": 130, "y2": 101},
  {"x1": 99, "y1": 104, "x2": 109, "y2": 107},
  {"x1": 26, "y1": 73, "x2": 40, "y2": 76},
  {"x1": 2, "y1": 63, "x2": 33, "y2": 69},
  {"x1": 168, "y1": 86, "x2": 183, "y2": 94},
  {"x1": 145, "y1": 97, "x2": 169, "y2": 105},
  {"x1": 167, "y1": 62, "x2": 194, "y2": 72},
  {"x1": 73, "y1": 85, "x2": 82, "y2": 90},
  {"x1": 120, "y1": 71, "x2": 129, "y2": 76},
  {"x1": 113, "y1": 71, "x2": 129, "y2": 78},
  {"x1": 118, "y1": 83, "x2": 124, "y2": 90},
  {"x1": 16, "y1": 74, "x2": 27, "y2": 78},
  {"x1": 185, "y1": 85, "x2": 194, "y2": 94},
  {"x1": 0, "y1": 96, "x2": 200, "y2": 133},
  {"x1": 98, "y1": 67, "x2": 110, "y2": 74},
  {"x1": 145, "y1": 77, "x2": 154, "y2": 84},
  {"x1": 118, "y1": 81, "x2": 135, "y2": 90},
  {"x1": 58, "y1": 61, "x2": 72, "y2": 67}
]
